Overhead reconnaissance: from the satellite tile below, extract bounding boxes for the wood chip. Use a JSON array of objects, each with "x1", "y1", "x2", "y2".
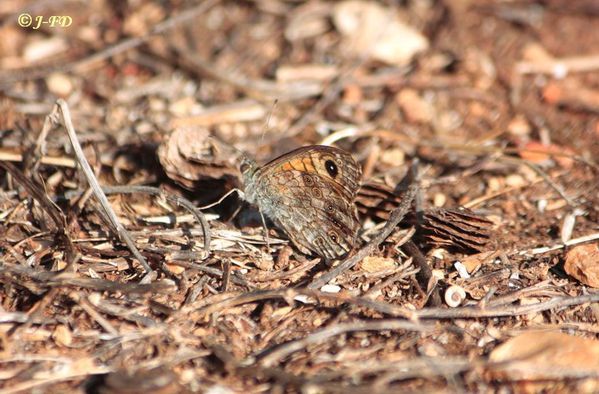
[{"x1": 360, "y1": 256, "x2": 396, "y2": 273}]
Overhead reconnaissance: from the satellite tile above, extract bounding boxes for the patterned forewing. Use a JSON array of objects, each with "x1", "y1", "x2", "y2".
[{"x1": 251, "y1": 146, "x2": 362, "y2": 259}]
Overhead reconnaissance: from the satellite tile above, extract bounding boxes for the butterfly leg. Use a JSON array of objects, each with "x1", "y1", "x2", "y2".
[
  {"x1": 259, "y1": 210, "x2": 272, "y2": 253},
  {"x1": 198, "y1": 188, "x2": 243, "y2": 210}
]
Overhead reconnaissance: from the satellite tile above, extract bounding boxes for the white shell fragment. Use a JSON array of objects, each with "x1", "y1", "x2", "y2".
[{"x1": 444, "y1": 285, "x2": 466, "y2": 308}]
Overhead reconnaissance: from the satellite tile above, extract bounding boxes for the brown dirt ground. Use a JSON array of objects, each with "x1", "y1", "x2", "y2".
[{"x1": 1, "y1": 0, "x2": 598, "y2": 393}]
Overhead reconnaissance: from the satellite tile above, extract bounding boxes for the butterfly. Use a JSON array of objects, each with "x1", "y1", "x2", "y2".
[{"x1": 240, "y1": 145, "x2": 361, "y2": 260}]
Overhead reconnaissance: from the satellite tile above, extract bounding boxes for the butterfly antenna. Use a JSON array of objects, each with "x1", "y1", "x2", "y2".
[{"x1": 260, "y1": 99, "x2": 278, "y2": 144}]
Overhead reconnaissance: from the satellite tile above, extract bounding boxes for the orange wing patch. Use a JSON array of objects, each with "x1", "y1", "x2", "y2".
[
  {"x1": 280, "y1": 158, "x2": 315, "y2": 173},
  {"x1": 301, "y1": 157, "x2": 316, "y2": 173}
]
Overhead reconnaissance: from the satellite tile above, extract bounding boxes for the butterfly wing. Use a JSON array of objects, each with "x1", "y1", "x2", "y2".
[{"x1": 248, "y1": 145, "x2": 362, "y2": 260}]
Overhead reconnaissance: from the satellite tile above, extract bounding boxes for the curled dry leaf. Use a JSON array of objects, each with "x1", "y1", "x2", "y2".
[
  {"x1": 356, "y1": 182, "x2": 493, "y2": 253},
  {"x1": 157, "y1": 127, "x2": 241, "y2": 189},
  {"x1": 564, "y1": 243, "x2": 599, "y2": 288},
  {"x1": 489, "y1": 331, "x2": 599, "y2": 381},
  {"x1": 332, "y1": 0, "x2": 429, "y2": 66}
]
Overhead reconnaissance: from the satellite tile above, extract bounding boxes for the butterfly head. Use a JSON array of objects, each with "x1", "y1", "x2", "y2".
[{"x1": 240, "y1": 154, "x2": 257, "y2": 178}]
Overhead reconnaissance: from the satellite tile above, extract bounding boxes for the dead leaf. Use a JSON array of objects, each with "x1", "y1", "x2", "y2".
[
  {"x1": 157, "y1": 127, "x2": 241, "y2": 189},
  {"x1": 564, "y1": 243, "x2": 599, "y2": 288},
  {"x1": 489, "y1": 331, "x2": 599, "y2": 380}
]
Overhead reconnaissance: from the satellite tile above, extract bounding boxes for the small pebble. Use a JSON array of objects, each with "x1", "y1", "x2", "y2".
[
  {"x1": 433, "y1": 193, "x2": 446, "y2": 207},
  {"x1": 505, "y1": 174, "x2": 525, "y2": 187},
  {"x1": 46, "y1": 73, "x2": 73, "y2": 97},
  {"x1": 507, "y1": 115, "x2": 531, "y2": 137},
  {"x1": 320, "y1": 284, "x2": 341, "y2": 293}
]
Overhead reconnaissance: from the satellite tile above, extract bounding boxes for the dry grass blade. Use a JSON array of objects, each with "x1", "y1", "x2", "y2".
[
  {"x1": 53, "y1": 99, "x2": 152, "y2": 275},
  {"x1": 0, "y1": 161, "x2": 65, "y2": 230},
  {"x1": 413, "y1": 293, "x2": 599, "y2": 319},
  {"x1": 0, "y1": 263, "x2": 175, "y2": 295},
  {"x1": 185, "y1": 288, "x2": 414, "y2": 321},
  {"x1": 0, "y1": 161, "x2": 77, "y2": 268}
]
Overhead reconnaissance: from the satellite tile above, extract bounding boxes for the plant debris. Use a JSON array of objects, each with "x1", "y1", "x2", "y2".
[{"x1": 1, "y1": 1, "x2": 598, "y2": 392}]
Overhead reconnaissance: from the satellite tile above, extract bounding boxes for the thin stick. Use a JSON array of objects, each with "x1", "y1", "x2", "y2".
[
  {"x1": 259, "y1": 210, "x2": 272, "y2": 252},
  {"x1": 516, "y1": 54, "x2": 599, "y2": 75},
  {"x1": 0, "y1": 263, "x2": 173, "y2": 294},
  {"x1": 221, "y1": 259, "x2": 231, "y2": 292},
  {"x1": 0, "y1": 149, "x2": 77, "y2": 168},
  {"x1": 255, "y1": 319, "x2": 435, "y2": 367},
  {"x1": 412, "y1": 293, "x2": 599, "y2": 319},
  {"x1": 97, "y1": 185, "x2": 211, "y2": 255},
  {"x1": 186, "y1": 288, "x2": 412, "y2": 320},
  {"x1": 519, "y1": 231, "x2": 599, "y2": 256},
  {"x1": 519, "y1": 159, "x2": 575, "y2": 207},
  {"x1": 308, "y1": 183, "x2": 418, "y2": 289},
  {"x1": 54, "y1": 99, "x2": 152, "y2": 274}
]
